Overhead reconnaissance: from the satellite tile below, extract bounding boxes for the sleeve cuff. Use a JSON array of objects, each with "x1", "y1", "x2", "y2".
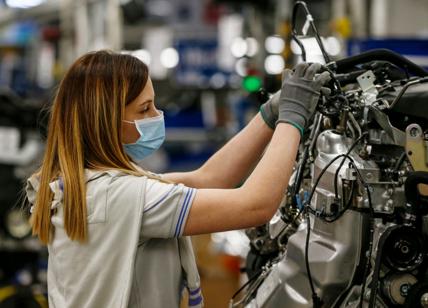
[{"x1": 174, "y1": 188, "x2": 196, "y2": 237}]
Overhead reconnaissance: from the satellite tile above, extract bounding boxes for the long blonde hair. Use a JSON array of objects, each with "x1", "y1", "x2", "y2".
[{"x1": 31, "y1": 50, "x2": 159, "y2": 244}]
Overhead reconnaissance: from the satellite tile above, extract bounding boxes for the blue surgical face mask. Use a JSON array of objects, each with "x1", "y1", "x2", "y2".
[{"x1": 123, "y1": 111, "x2": 165, "y2": 161}]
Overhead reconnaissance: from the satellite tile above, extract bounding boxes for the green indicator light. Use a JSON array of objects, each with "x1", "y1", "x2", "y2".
[{"x1": 243, "y1": 75, "x2": 262, "y2": 92}]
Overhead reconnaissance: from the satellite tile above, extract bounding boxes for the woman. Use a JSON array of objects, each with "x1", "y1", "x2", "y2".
[{"x1": 26, "y1": 50, "x2": 330, "y2": 308}]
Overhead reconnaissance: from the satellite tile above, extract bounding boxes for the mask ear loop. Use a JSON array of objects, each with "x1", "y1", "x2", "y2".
[
  {"x1": 122, "y1": 110, "x2": 164, "y2": 125},
  {"x1": 122, "y1": 119, "x2": 135, "y2": 124}
]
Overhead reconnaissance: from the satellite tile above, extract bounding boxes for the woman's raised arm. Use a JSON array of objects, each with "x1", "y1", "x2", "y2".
[
  {"x1": 182, "y1": 63, "x2": 331, "y2": 235},
  {"x1": 162, "y1": 112, "x2": 274, "y2": 189},
  {"x1": 183, "y1": 122, "x2": 300, "y2": 234}
]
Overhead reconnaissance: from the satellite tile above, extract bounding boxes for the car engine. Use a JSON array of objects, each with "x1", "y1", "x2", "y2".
[{"x1": 230, "y1": 3, "x2": 428, "y2": 308}]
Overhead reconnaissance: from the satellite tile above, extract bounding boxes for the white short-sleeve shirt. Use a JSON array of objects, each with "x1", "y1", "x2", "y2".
[
  {"x1": 129, "y1": 178, "x2": 197, "y2": 307},
  {"x1": 26, "y1": 169, "x2": 197, "y2": 308}
]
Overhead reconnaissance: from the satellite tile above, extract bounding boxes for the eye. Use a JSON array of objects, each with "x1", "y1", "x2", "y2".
[{"x1": 140, "y1": 106, "x2": 150, "y2": 113}]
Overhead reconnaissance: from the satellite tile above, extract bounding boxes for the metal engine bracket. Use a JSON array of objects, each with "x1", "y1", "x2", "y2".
[{"x1": 405, "y1": 124, "x2": 428, "y2": 172}]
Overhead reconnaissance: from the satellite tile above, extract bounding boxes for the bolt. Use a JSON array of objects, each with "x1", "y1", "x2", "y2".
[
  {"x1": 365, "y1": 289, "x2": 371, "y2": 300},
  {"x1": 384, "y1": 199, "x2": 394, "y2": 211},
  {"x1": 410, "y1": 127, "x2": 420, "y2": 137},
  {"x1": 421, "y1": 293, "x2": 428, "y2": 307},
  {"x1": 400, "y1": 283, "x2": 410, "y2": 296},
  {"x1": 401, "y1": 245, "x2": 409, "y2": 254}
]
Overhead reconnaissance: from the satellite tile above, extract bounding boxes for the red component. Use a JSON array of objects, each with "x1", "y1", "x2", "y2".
[
  {"x1": 42, "y1": 26, "x2": 61, "y2": 41},
  {"x1": 203, "y1": 1, "x2": 225, "y2": 25},
  {"x1": 220, "y1": 254, "x2": 241, "y2": 276}
]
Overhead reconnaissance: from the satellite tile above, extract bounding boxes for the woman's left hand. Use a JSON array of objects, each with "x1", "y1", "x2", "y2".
[{"x1": 259, "y1": 90, "x2": 280, "y2": 129}]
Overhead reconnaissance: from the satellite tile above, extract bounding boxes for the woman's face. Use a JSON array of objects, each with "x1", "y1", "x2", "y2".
[{"x1": 122, "y1": 77, "x2": 160, "y2": 144}]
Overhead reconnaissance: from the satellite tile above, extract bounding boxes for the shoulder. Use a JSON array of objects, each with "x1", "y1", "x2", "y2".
[{"x1": 86, "y1": 169, "x2": 147, "y2": 204}]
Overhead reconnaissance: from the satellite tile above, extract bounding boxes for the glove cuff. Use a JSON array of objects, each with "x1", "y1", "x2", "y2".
[
  {"x1": 276, "y1": 119, "x2": 304, "y2": 136},
  {"x1": 259, "y1": 106, "x2": 275, "y2": 130}
]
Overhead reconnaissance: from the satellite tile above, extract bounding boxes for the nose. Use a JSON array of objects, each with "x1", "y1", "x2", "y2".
[{"x1": 153, "y1": 108, "x2": 161, "y2": 117}]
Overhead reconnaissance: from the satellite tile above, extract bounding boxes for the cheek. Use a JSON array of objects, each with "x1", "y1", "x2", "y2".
[{"x1": 121, "y1": 123, "x2": 140, "y2": 144}]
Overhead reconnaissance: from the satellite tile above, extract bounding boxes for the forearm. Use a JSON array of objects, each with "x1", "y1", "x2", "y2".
[
  {"x1": 201, "y1": 113, "x2": 274, "y2": 188},
  {"x1": 242, "y1": 123, "x2": 300, "y2": 215},
  {"x1": 183, "y1": 123, "x2": 301, "y2": 235},
  {"x1": 165, "y1": 113, "x2": 274, "y2": 188}
]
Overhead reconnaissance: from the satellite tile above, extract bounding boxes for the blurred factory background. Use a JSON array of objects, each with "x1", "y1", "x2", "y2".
[{"x1": 0, "y1": 0, "x2": 427, "y2": 306}]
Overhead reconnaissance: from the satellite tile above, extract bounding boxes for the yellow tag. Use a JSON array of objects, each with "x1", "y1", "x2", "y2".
[
  {"x1": 0, "y1": 286, "x2": 16, "y2": 302},
  {"x1": 333, "y1": 17, "x2": 352, "y2": 38}
]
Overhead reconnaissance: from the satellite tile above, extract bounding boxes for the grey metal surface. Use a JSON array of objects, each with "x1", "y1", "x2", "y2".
[
  {"x1": 252, "y1": 210, "x2": 366, "y2": 308},
  {"x1": 247, "y1": 129, "x2": 370, "y2": 307}
]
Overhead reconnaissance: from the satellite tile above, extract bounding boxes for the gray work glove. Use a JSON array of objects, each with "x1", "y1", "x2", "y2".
[
  {"x1": 259, "y1": 90, "x2": 280, "y2": 130},
  {"x1": 276, "y1": 62, "x2": 331, "y2": 136}
]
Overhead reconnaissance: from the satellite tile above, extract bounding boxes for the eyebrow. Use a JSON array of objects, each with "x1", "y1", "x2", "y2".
[{"x1": 139, "y1": 99, "x2": 153, "y2": 106}]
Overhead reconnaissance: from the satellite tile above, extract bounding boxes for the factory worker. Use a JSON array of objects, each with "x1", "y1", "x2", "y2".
[{"x1": 25, "y1": 50, "x2": 330, "y2": 308}]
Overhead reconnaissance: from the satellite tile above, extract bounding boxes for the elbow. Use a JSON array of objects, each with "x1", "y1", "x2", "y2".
[
  {"x1": 195, "y1": 166, "x2": 237, "y2": 189},
  {"x1": 244, "y1": 192, "x2": 280, "y2": 226},
  {"x1": 258, "y1": 206, "x2": 277, "y2": 225},
  {"x1": 248, "y1": 207, "x2": 276, "y2": 227}
]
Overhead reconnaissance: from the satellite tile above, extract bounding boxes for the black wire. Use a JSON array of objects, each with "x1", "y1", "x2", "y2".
[
  {"x1": 291, "y1": 2, "x2": 307, "y2": 61},
  {"x1": 324, "y1": 179, "x2": 355, "y2": 223},
  {"x1": 276, "y1": 154, "x2": 351, "y2": 240},
  {"x1": 277, "y1": 208, "x2": 303, "y2": 238},
  {"x1": 334, "y1": 132, "x2": 368, "y2": 199},
  {"x1": 322, "y1": 66, "x2": 343, "y2": 95},
  {"x1": 317, "y1": 159, "x2": 375, "y2": 307},
  {"x1": 276, "y1": 144, "x2": 371, "y2": 307},
  {"x1": 359, "y1": 184, "x2": 375, "y2": 308},
  {"x1": 291, "y1": 1, "x2": 331, "y2": 64},
  {"x1": 394, "y1": 151, "x2": 407, "y2": 172},
  {"x1": 306, "y1": 154, "x2": 367, "y2": 219},
  {"x1": 290, "y1": 114, "x2": 322, "y2": 210},
  {"x1": 301, "y1": 153, "x2": 352, "y2": 307},
  {"x1": 291, "y1": 34, "x2": 307, "y2": 62},
  {"x1": 304, "y1": 212, "x2": 322, "y2": 307},
  {"x1": 333, "y1": 155, "x2": 376, "y2": 308},
  {"x1": 230, "y1": 268, "x2": 263, "y2": 301},
  {"x1": 272, "y1": 154, "x2": 351, "y2": 305},
  {"x1": 307, "y1": 154, "x2": 348, "y2": 204},
  {"x1": 303, "y1": 152, "x2": 372, "y2": 307}
]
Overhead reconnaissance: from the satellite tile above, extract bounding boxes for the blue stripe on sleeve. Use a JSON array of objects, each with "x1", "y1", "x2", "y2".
[
  {"x1": 174, "y1": 188, "x2": 194, "y2": 237},
  {"x1": 59, "y1": 177, "x2": 64, "y2": 191},
  {"x1": 174, "y1": 188, "x2": 191, "y2": 237},
  {"x1": 189, "y1": 287, "x2": 201, "y2": 296},
  {"x1": 176, "y1": 188, "x2": 195, "y2": 237},
  {"x1": 144, "y1": 185, "x2": 178, "y2": 213},
  {"x1": 188, "y1": 295, "x2": 203, "y2": 307}
]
